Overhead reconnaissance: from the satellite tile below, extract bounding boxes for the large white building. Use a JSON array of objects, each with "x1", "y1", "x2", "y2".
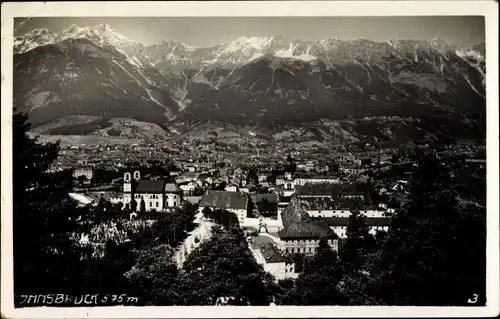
[
  {"x1": 291, "y1": 182, "x2": 393, "y2": 239},
  {"x1": 122, "y1": 171, "x2": 183, "y2": 212}
]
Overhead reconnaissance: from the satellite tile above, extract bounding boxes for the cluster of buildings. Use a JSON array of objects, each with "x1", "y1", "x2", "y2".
[{"x1": 69, "y1": 151, "x2": 414, "y2": 281}]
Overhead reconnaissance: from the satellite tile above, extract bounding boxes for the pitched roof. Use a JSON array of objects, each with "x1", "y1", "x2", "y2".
[
  {"x1": 259, "y1": 242, "x2": 285, "y2": 264},
  {"x1": 200, "y1": 190, "x2": 249, "y2": 210},
  {"x1": 135, "y1": 180, "x2": 165, "y2": 193},
  {"x1": 164, "y1": 182, "x2": 182, "y2": 193},
  {"x1": 281, "y1": 198, "x2": 312, "y2": 225},
  {"x1": 278, "y1": 198, "x2": 334, "y2": 239},
  {"x1": 278, "y1": 220, "x2": 334, "y2": 239},
  {"x1": 184, "y1": 196, "x2": 202, "y2": 204}
]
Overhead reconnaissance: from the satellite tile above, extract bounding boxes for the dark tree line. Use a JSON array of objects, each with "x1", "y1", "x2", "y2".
[
  {"x1": 13, "y1": 111, "x2": 91, "y2": 302},
  {"x1": 201, "y1": 207, "x2": 240, "y2": 229}
]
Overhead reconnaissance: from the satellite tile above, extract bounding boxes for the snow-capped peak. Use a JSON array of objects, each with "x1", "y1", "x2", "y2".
[
  {"x1": 15, "y1": 23, "x2": 139, "y2": 54},
  {"x1": 14, "y1": 28, "x2": 55, "y2": 54},
  {"x1": 223, "y1": 36, "x2": 275, "y2": 53},
  {"x1": 56, "y1": 24, "x2": 136, "y2": 47},
  {"x1": 23, "y1": 27, "x2": 51, "y2": 37}
]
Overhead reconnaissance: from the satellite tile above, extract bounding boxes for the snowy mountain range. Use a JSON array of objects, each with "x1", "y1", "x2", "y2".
[{"x1": 13, "y1": 24, "x2": 486, "y2": 144}]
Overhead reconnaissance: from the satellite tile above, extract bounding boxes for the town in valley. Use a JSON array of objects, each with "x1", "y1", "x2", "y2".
[{"x1": 10, "y1": 15, "x2": 488, "y2": 308}]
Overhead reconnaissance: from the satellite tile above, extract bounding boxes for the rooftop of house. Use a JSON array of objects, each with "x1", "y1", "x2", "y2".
[
  {"x1": 164, "y1": 182, "x2": 182, "y2": 193},
  {"x1": 200, "y1": 190, "x2": 249, "y2": 210},
  {"x1": 258, "y1": 242, "x2": 285, "y2": 264}
]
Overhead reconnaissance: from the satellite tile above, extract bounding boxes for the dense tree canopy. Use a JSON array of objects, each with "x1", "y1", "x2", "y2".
[
  {"x1": 202, "y1": 207, "x2": 240, "y2": 229},
  {"x1": 13, "y1": 110, "x2": 88, "y2": 301},
  {"x1": 371, "y1": 154, "x2": 486, "y2": 306},
  {"x1": 177, "y1": 227, "x2": 275, "y2": 305},
  {"x1": 282, "y1": 239, "x2": 346, "y2": 305}
]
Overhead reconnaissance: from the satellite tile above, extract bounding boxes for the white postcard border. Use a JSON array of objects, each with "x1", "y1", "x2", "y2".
[{"x1": 1, "y1": 1, "x2": 498, "y2": 318}]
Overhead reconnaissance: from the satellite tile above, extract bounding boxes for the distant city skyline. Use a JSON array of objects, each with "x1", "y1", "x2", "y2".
[{"x1": 14, "y1": 16, "x2": 485, "y2": 48}]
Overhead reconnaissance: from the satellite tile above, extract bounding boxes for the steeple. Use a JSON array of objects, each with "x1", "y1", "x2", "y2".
[{"x1": 284, "y1": 151, "x2": 296, "y2": 174}]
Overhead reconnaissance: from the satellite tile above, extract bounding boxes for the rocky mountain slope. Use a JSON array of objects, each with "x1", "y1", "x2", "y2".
[{"x1": 14, "y1": 24, "x2": 486, "y2": 144}]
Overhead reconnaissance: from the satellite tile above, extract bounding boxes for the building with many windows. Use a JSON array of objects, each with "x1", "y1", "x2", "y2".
[
  {"x1": 293, "y1": 182, "x2": 393, "y2": 237},
  {"x1": 278, "y1": 198, "x2": 338, "y2": 255},
  {"x1": 122, "y1": 171, "x2": 183, "y2": 212}
]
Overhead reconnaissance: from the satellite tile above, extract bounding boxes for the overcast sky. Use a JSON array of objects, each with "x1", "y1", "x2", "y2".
[{"x1": 14, "y1": 16, "x2": 484, "y2": 48}]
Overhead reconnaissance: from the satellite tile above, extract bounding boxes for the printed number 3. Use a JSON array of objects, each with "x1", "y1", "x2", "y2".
[{"x1": 468, "y1": 294, "x2": 478, "y2": 304}]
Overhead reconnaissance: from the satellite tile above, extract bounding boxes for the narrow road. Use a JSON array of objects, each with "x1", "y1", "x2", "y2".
[{"x1": 174, "y1": 217, "x2": 214, "y2": 268}]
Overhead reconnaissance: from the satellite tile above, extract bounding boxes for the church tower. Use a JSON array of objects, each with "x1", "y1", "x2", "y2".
[
  {"x1": 123, "y1": 170, "x2": 141, "y2": 210},
  {"x1": 124, "y1": 172, "x2": 132, "y2": 192},
  {"x1": 284, "y1": 152, "x2": 296, "y2": 179}
]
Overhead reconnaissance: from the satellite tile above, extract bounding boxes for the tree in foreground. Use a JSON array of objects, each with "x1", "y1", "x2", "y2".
[
  {"x1": 337, "y1": 210, "x2": 381, "y2": 305},
  {"x1": 281, "y1": 239, "x2": 346, "y2": 305},
  {"x1": 177, "y1": 226, "x2": 274, "y2": 305},
  {"x1": 12, "y1": 110, "x2": 88, "y2": 303},
  {"x1": 126, "y1": 244, "x2": 183, "y2": 306},
  {"x1": 371, "y1": 154, "x2": 486, "y2": 306}
]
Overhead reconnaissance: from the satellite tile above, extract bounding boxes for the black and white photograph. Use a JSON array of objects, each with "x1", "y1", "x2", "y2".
[{"x1": 1, "y1": 1, "x2": 499, "y2": 318}]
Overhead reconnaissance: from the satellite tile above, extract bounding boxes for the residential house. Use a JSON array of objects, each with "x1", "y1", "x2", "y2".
[{"x1": 251, "y1": 240, "x2": 286, "y2": 281}]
